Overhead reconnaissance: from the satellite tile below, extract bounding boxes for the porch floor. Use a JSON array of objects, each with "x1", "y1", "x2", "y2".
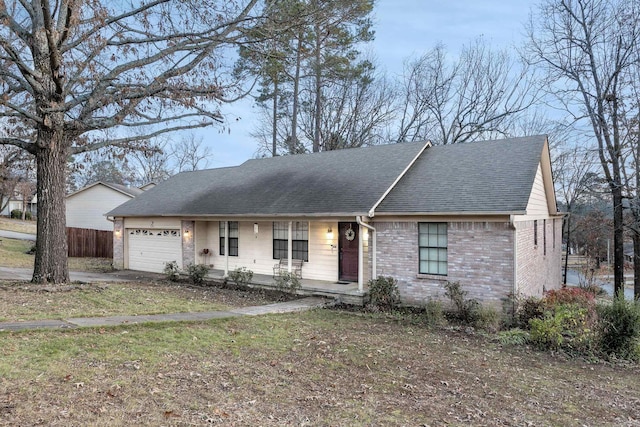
[{"x1": 207, "y1": 269, "x2": 367, "y2": 305}]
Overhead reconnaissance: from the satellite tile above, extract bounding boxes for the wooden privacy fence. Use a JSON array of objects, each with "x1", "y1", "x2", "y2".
[{"x1": 67, "y1": 227, "x2": 113, "y2": 258}]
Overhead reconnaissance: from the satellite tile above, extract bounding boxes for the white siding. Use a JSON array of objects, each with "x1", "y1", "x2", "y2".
[
  {"x1": 125, "y1": 217, "x2": 182, "y2": 229},
  {"x1": 66, "y1": 185, "x2": 132, "y2": 230},
  {"x1": 517, "y1": 163, "x2": 550, "y2": 221},
  {"x1": 197, "y1": 220, "x2": 339, "y2": 281}
]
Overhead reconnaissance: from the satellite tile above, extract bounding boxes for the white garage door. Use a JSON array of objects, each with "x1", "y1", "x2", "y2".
[{"x1": 127, "y1": 229, "x2": 182, "y2": 273}]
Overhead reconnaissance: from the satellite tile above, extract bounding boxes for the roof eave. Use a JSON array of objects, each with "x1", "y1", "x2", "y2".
[{"x1": 110, "y1": 211, "x2": 371, "y2": 219}]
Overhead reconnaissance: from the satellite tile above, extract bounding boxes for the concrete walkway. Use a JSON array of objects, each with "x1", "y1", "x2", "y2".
[
  {"x1": 0, "y1": 230, "x2": 36, "y2": 241},
  {"x1": 0, "y1": 266, "x2": 137, "y2": 282},
  {"x1": 0, "y1": 296, "x2": 330, "y2": 332}
]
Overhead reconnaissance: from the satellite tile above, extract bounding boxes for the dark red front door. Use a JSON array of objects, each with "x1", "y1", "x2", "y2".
[{"x1": 339, "y1": 222, "x2": 358, "y2": 282}]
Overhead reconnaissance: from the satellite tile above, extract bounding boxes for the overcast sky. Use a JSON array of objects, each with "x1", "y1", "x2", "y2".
[{"x1": 202, "y1": 0, "x2": 536, "y2": 168}]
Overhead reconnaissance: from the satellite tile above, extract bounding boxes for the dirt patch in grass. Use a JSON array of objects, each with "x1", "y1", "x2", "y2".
[
  {"x1": 0, "y1": 309, "x2": 638, "y2": 426},
  {"x1": 0, "y1": 217, "x2": 36, "y2": 234},
  {"x1": 0, "y1": 281, "x2": 290, "y2": 322}
]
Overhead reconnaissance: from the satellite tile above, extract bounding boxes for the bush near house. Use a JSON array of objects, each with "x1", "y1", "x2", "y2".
[
  {"x1": 367, "y1": 276, "x2": 400, "y2": 312},
  {"x1": 507, "y1": 287, "x2": 640, "y2": 360},
  {"x1": 10, "y1": 209, "x2": 31, "y2": 220}
]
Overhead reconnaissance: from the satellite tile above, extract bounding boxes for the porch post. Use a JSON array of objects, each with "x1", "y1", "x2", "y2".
[
  {"x1": 224, "y1": 221, "x2": 229, "y2": 277},
  {"x1": 358, "y1": 223, "x2": 364, "y2": 292},
  {"x1": 287, "y1": 221, "x2": 293, "y2": 272}
]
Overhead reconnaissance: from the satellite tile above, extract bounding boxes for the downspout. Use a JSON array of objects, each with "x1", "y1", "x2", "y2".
[
  {"x1": 510, "y1": 215, "x2": 517, "y2": 313},
  {"x1": 356, "y1": 216, "x2": 376, "y2": 293},
  {"x1": 224, "y1": 221, "x2": 229, "y2": 278},
  {"x1": 287, "y1": 221, "x2": 293, "y2": 273}
]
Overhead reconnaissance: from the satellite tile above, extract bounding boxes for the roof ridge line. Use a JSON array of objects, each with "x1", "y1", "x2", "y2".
[{"x1": 367, "y1": 141, "x2": 432, "y2": 218}]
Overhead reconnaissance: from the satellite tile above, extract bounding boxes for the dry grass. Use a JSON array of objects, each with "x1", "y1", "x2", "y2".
[
  {"x1": 0, "y1": 238, "x2": 33, "y2": 268},
  {"x1": 0, "y1": 237, "x2": 114, "y2": 272},
  {"x1": 0, "y1": 281, "x2": 282, "y2": 322},
  {"x1": 0, "y1": 217, "x2": 36, "y2": 234},
  {"x1": 0, "y1": 309, "x2": 639, "y2": 426}
]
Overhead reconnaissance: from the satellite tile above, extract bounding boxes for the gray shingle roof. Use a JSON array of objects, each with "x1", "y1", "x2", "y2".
[
  {"x1": 107, "y1": 142, "x2": 427, "y2": 217},
  {"x1": 108, "y1": 135, "x2": 548, "y2": 218},
  {"x1": 376, "y1": 135, "x2": 546, "y2": 214}
]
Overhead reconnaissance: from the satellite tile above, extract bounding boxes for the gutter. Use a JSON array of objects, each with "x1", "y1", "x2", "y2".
[
  {"x1": 356, "y1": 216, "x2": 376, "y2": 293},
  {"x1": 368, "y1": 141, "x2": 431, "y2": 218}
]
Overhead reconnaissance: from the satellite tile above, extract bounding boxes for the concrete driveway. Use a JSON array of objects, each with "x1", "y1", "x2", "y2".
[{"x1": 0, "y1": 230, "x2": 36, "y2": 241}]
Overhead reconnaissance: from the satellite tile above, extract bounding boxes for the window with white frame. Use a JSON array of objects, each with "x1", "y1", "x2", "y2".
[
  {"x1": 219, "y1": 221, "x2": 238, "y2": 256},
  {"x1": 418, "y1": 223, "x2": 448, "y2": 275},
  {"x1": 273, "y1": 221, "x2": 308, "y2": 261}
]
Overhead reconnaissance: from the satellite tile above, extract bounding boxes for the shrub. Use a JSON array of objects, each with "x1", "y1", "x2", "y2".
[
  {"x1": 516, "y1": 296, "x2": 546, "y2": 329},
  {"x1": 422, "y1": 299, "x2": 445, "y2": 326},
  {"x1": 163, "y1": 261, "x2": 181, "y2": 282},
  {"x1": 597, "y1": 297, "x2": 640, "y2": 360},
  {"x1": 497, "y1": 328, "x2": 530, "y2": 346},
  {"x1": 228, "y1": 267, "x2": 254, "y2": 287},
  {"x1": 367, "y1": 276, "x2": 400, "y2": 311},
  {"x1": 273, "y1": 271, "x2": 301, "y2": 293},
  {"x1": 474, "y1": 306, "x2": 502, "y2": 332},
  {"x1": 544, "y1": 287, "x2": 595, "y2": 308},
  {"x1": 10, "y1": 209, "x2": 22, "y2": 219},
  {"x1": 443, "y1": 281, "x2": 480, "y2": 324},
  {"x1": 185, "y1": 263, "x2": 210, "y2": 285},
  {"x1": 529, "y1": 304, "x2": 597, "y2": 353}
]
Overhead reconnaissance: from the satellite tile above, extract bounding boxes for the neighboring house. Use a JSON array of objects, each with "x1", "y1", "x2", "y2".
[
  {"x1": 66, "y1": 182, "x2": 145, "y2": 231},
  {"x1": 108, "y1": 136, "x2": 563, "y2": 307},
  {"x1": 0, "y1": 193, "x2": 37, "y2": 217}
]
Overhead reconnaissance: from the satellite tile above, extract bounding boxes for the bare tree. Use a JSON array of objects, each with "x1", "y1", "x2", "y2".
[
  {"x1": 553, "y1": 142, "x2": 600, "y2": 283},
  {"x1": 395, "y1": 39, "x2": 537, "y2": 144},
  {"x1": 526, "y1": 0, "x2": 640, "y2": 297},
  {"x1": 299, "y1": 62, "x2": 396, "y2": 150},
  {"x1": 171, "y1": 134, "x2": 213, "y2": 172},
  {"x1": 0, "y1": 0, "x2": 261, "y2": 283},
  {"x1": 0, "y1": 146, "x2": 24, "y2": 213}
]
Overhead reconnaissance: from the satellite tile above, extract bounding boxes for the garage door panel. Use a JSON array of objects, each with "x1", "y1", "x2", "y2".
[{"x1": 127, "y1": 229, "x2": 182, "y2": 273}]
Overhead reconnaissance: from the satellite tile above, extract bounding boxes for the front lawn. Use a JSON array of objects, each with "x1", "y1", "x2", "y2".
[
  {"x1": 0, "y1": 217, "x2": 36, "y2": 234},
  {"x1": 0, "y1": 309, "x2": 638, "y2": 426},
  {"x1": 0, "y1": 281, "x2": 285, "y2": 322},
  {"x1": 0, "y1": 236, "x2": 113, "y2": 271}
]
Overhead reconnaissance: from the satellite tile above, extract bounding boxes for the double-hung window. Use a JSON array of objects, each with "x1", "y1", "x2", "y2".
[
  {"x1": 273, "y1": 221, "x2": 308, "y2": 261},
  {"x1": 418, "y1": 223, "x2": 448, "y2": 275},
  {"x1": 219, "y1": 221, "x2": 238, "y2": 256}
]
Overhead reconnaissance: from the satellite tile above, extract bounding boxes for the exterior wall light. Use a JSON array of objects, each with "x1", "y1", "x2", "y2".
[{"x1": 327, "y1": 226, "x2": 333, "y2": 240}]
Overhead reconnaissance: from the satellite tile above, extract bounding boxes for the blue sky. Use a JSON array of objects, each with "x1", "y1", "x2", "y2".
[{"x1": 202, "y1": 0, "x2": 535, "y2": 168}]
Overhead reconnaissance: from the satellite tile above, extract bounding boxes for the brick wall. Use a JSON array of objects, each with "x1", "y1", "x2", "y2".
[
  {"x1": 182, "y1": 220, "x2": 195, "y2": 267},
  {"x1": 515, "y1": 218, "x2": 563, "y2": 297},
  {"x1": 113, "y1": 219, "x2": 124, "y2": 269},
  {"x1": 375, "y1": 221, "x2": 514, "y2": 307}
]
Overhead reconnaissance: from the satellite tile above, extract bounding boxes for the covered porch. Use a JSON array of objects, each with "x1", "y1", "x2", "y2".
[{"x1": 206, "y1": 269, "x2": 368, "y2": 306}]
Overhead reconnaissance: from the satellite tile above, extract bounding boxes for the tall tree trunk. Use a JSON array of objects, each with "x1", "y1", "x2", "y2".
[
  {"x1": 32, "y1": 128, "x2": 69, "y2": 284},
  {"x1": 563, "y1": 213, "x2": 571, "y2": 286},
  {"x1": 290, "y1": 35, "x2": 302, "y2": 154},
  {"x1": 634, "y1": 232, "x2": 640, "y2": 300},
  {"x1": 272, "y1": 77, "x2": 278, "y2": 157},
  {"x1": 612, "y1": 186, "x2": 625, "y2": 298},
  {"x1": 312, "y1": 14, "x2": 322, "y2": 153}
]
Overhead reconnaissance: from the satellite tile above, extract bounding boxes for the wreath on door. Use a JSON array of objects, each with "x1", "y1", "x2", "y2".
[{"x1": 345, "y1": 227, "x2": 356, "y2": 241}]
